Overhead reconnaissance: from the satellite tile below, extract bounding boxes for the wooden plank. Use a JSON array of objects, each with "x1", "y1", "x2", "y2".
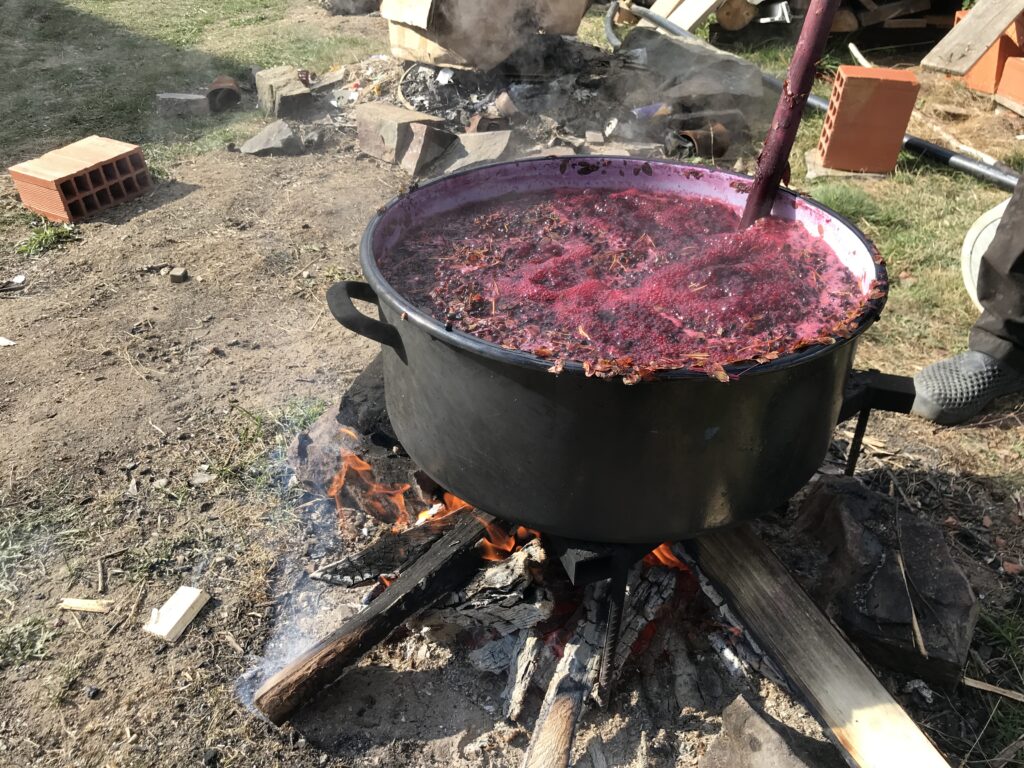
[
  {"x1": 691, "y1": 525, "x2": 949, "y2": 768},
  {"x1": 254, "y1": 512, "x2": 491, "y2": 724},
  {"x1": 994, "y1": 93, "x2": 1024, "y2": 118},
  {"x1": 667, "y1": 0, "x2": 730, "y2": 31},
  {"x1": 639, "y1": 0, "x2": 687, "y2": 26},
  {"x1": 857, "y1": 0, "x2": 930, "y2": 27},
  {"x1": 922, "y1": 0, "x2": 1024, "y2": 75},
  {"x1": 143, "y1": 586, "x2": 209, "y2": 642},
  {"x1": 58, "y1": 598, "x2": 113, "y2": 614}
]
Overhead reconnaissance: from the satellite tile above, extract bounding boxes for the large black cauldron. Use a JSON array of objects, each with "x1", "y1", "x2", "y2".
[{"x1": 327, "y1": 158, "x2": 887, "y2": 543}]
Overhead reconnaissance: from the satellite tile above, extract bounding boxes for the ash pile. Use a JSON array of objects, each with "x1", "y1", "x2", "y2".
[{"x1": 355, "y1": 27, "x2": 772, "y2": 178}]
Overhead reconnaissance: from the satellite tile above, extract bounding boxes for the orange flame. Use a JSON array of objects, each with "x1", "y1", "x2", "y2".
[
  {"x1": 415, "y1": 492, "x2": 473, "y2": 526},
  {"x1": 475, "y1": 519, "x2": 539, "y2": 562},
  {"x1": 643, "y1": 542, "x2": 688, "y2": 571},
  {"x1": 328, "y1": 449, "x2": 412, "y2": 531}
]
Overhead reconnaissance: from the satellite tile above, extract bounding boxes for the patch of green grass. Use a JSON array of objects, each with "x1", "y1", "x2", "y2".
[
  {"x1": 14, "y1": 220, "x2": 80, "y2": 257},
  {"x1": 974, "y1": 604, "x2": 1024, "y2": 756},
  {"x1": 0, "y1": 618, "x2": 55, "y2": 668}
]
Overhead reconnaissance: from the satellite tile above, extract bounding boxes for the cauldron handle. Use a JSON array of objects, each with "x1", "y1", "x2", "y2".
[{"x1": 326, "y1": 281, "x2": 402, "y2": 351}]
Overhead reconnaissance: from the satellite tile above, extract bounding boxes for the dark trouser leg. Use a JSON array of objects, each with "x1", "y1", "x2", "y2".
[{"x1": 969, "y1": 180, "x2": 1024, "y2": 373}]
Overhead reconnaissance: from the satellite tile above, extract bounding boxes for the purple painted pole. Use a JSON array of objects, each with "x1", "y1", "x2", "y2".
[{"x1": 740, "y1": 0, "x2": 842, "y2": 228}]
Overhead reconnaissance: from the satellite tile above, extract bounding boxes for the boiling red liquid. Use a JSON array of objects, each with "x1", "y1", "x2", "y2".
[{"x1": 379, "y1": 188, "x2": 872, "y2": 382}]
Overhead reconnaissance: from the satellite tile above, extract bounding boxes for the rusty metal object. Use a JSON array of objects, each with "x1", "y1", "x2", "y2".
[
  {"x1": 665, "y1": 122, "x2": 731, "y2": 159},
  {"x1": 207, "y1": 75, "x2": 242, "y2": 113}
]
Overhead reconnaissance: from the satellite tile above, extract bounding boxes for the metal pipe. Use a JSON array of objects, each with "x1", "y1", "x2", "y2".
[
  {"x1": 621, "y1": 4, "x2": 1021, "y2": 192},
  {"x1": 605, "y1": 1, "x2": 622, "y2": 50}
]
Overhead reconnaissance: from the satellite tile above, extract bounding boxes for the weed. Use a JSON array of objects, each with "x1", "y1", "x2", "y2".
[
  {"x1": 0, "y1": 618, "x2": 54, "y2": 668},
  {"x1": 14, "y1": 220, "x2": 80, "y2": 257},
  {"x1": 973, "y1": 604, "x2": 1024, "y2": 755}
]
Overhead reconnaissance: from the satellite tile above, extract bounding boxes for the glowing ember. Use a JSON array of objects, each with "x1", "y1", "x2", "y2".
[
  {"x1": 643, "y1": 542, "x2": 688, "y2": 571},
  {"x1": 328, "y1": 448, "x2": 412, "y2": 532},
  {"x1": 379, "y1": 187, "x2": 877, "y2": 382}
]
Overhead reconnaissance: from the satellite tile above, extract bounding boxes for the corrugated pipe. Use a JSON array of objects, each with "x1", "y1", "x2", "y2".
[{"x1": 618, "y1": 3, "x2": 1021, "y2": 192}]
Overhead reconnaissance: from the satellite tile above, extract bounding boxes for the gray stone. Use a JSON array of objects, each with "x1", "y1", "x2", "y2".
[
  {"x1": 355, "y1": 102, "x2": 445, "y2": 164},
  {"x1": 612, "y1": 28, "x2": 766, "y2": 115},
  {"x1": 432, "y1": 130, "x2": 513, "y2": 174},
  {"x1": 796, "y1": 476, "x2": 979, "y2": 686},
  {"x1": 586, "y1": 141, "x2": 662, "y2": 158},
  {"x1": 585, "y1": 130, "x2": 605, "y2": 145},
  {"x1": 156, "y1": 93, "x2": 209, "y2": 118},
  {"x1": 701, "y1": 696, "x2": 811, "y2": 768},
  {"x1": 240, "y1": 120, "x2": 304, "y2": 157},
  {"x1": 169, "y1": 267, "x2": 189, "y2": 283}
]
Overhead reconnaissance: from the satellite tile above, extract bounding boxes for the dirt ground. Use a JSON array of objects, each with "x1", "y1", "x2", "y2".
[{"x1": 1, "y1": 8, "x2": 1023, "y2": 768}]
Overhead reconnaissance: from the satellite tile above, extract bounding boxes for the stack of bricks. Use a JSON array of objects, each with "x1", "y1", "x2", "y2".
[
  {"x1": 8, "y1": 136, "x2": 152, "y2": 223},
  {"x1": 818, "y1": 66, "x2": 920, "y2": 175},
  {"x1": 954, "y1": 10, "x2": 1024, "y2": 98}
]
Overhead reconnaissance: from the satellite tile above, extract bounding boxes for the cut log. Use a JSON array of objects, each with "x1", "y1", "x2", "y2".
[
  {"x1": 716, "y1": 0, "x2": 758, "y2": 31},
  {"x1": 613, "y1": 565, "x2": 680, "y2": 674},
  {"x1": 690, "y1": 525, "x2": 949, "y2": 768},
  {"x1": 254, "y1": 513, "x2": 493, "y2": 725},
  {"x1": 522, "y1": 583, "x2": 605, "y2": 768},
  {"x1": 921, "y1": 0, "x2": 1024, "y2": 75},
  {"x1": 831, "y1": 8, "x2": 860, "y2": 32}
]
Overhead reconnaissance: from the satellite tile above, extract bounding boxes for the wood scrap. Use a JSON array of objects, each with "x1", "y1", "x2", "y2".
[
  {"x1": 883, "y1": 17, "x2": 927, "y2": 28},
  {"x1": 963, "y1": 676, "x2": 1024, "y2": 704},
  {"x1": 857, "y1": 0, "x2": 930, "y2": 27},
  {"x1": 522, "y1": 583, "x2": 605, "y2": 768},
  {"x1": 503, "y1": 629, "x2": 542, "y2": 722},
  {"x1": 58, "y1": 598, "x2": 113, "y2": 614},
  {"x1": 921, "y1": 0, "x2": 1024, "y2": 75},
  {"x1": 691, "y1": 525, "x2": 949, "y2": 768},
  {"x1": 142, "y1": 586, "x2": 210, "y2": 642},
  {"x1": 710, "y1": 0, "x2": 756, "y2": 31},
  {"x1": 831, "y1": 9, "x2": 861, "y2": 32},
  {"x1": 254, "y1": 513, "x2": 493, "y2": 725}
]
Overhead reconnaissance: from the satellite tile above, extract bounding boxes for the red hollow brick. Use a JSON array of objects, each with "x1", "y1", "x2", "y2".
[
  {"x1": 818, "y1": 65, "x2": 919, "y2": 174},
  {"x1": 997, "y1": 56, "x2": 1024, "y2": 103},
  {"x1": 956, "y1": 9, "x2": 1024, "y2": 94}
]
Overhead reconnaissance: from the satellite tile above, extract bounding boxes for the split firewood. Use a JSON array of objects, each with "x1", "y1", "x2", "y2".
[
  {"x1": 422, "y1": 539, "x2": 553, "y2": 636},
  {"x1": 612, "y1": 565, "x2": 680, "y2": 675},
  {"x1": 503, "y1": 629, "x2": 543, "y2": 722},
  {"x1": 522, "y1": 582, "x2": 606, "y2": 768},
  {"x1": 254, "y1": 513, "x2": 494, "y2": 725},
  {"x1": 468, "y1": 633, "x2": 522, "y2": 674},
  {"x1": 58, "y1": 598, "x2": 114, "y2": 614},
  {"x1": 143, "y1": 586, "x2": 210, "y2": 643}
]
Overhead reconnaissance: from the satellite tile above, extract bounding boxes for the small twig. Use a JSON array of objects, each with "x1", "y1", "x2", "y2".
[
  {"x1": 895, "y1": 549, "x2": 928, "y2": 659},
  {"x1": 990, "y1": 731, "x2": 1024, "y2": 768},
  {"x1": 97, "y1": 558, "x2": 106, "y2": 594},
  {"x1": 102, "y1": 547, "x2": 128, "y2": 560},
  {"x1": 963, "y1": 677, "x2": 1024, "y2": 704}
]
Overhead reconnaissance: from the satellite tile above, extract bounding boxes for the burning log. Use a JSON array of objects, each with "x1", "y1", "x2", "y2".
[
  {"x1": 253, "y1": 512, "x2": 497, "y2": 725},
  {"x1": 423, "y1": 538, "x2": 553, "y2": 635},
  {"x1": 503, "y1": 629, "x2": 543, "y2": 722},
  {"x1": 739, "y1": 0, "x2": 842, "y2": 227}
]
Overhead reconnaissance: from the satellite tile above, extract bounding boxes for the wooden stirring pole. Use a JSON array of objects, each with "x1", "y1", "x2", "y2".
[{"x1": 740, "y1": 0, "x2": 842, "y2": 228}]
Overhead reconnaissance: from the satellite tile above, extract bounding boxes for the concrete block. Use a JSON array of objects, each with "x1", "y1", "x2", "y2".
[
  {"x1": 275, "y1": 80, "x2": 313, "y2": 117},
  {"x1": 399, "y1": 123, "x2": 456, "y2": 176},
  {"x1": 157, "y1": 93, "x2": 210, "y2": 118},
  {"x1": 256, "y1": 65, "x2": 299, "y2": 115},
  {"x1": 355, "y1": 102, "x2": 445, "y2": 164}
]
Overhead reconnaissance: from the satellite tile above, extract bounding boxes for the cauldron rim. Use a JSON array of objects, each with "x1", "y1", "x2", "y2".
[{"x1": 360, "y1": 157, "x2": 888, "y2": 381}]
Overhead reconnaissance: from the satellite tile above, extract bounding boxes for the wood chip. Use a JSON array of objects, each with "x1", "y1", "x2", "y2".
[
  {"x1": 143, "y1": 586, "x2": 210, "y2": 642},
  {"x1": 58, "y1": 598, "x2": 114, "y2": 614}
]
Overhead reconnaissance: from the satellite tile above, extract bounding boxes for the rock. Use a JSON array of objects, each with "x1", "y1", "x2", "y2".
[
  {"x1": 156, "y1": 93, "x2": 209, "y2": 118},
  {"x1": 432, "y1": 130, "x2": 513, "y2": 174},
  {"x1": 274, "y1": 80, "x2": 313, "y2": 117},
  {"x1": 585, "y1": 130, "x2": 605, "y2": 145},
  {"x1": 355, "y1": 102, "x2": 446, "y2": 164},
  {"x1": 400, "y1": 123, "x2": 456, "y2": 176},
  {"x1": 495, "y1": 91, "x2": 519, "y2": 117},
  {"x1": 203, "y1": 749, "x2": 220, "y2": 767},
  {"x1": 300, "y1": 125, "x2": 329, "y2": 150},
  {"x1": 701, "y1": 696, "x2": 812, "y2": 768},
  {"x1": 613, "y1": 28, "x2": 765, "y2": 115},
  {"x1": 322, "y1": 0, "x2": 379, "y2": 14},
  {"x1": 240, "y1": 120, "x2": 304, "y2": 157},
  {"x1": 796, "y1": 476, "x2": 979, "y2": 686},
  {"x1": 169, "y1": 267, "x2": 189, "y2": 284},
  {"x1": 586, "y1": 141, "x2": 662, "y2": 158}
]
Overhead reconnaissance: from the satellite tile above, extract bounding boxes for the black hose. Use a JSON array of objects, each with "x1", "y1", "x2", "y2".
[
  {"x1": 621, "y1": 4, "x2": 1021, "y2": 192},
  {"x1": 604, "y1": 2, "x2": 622, "y2": 51}
]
